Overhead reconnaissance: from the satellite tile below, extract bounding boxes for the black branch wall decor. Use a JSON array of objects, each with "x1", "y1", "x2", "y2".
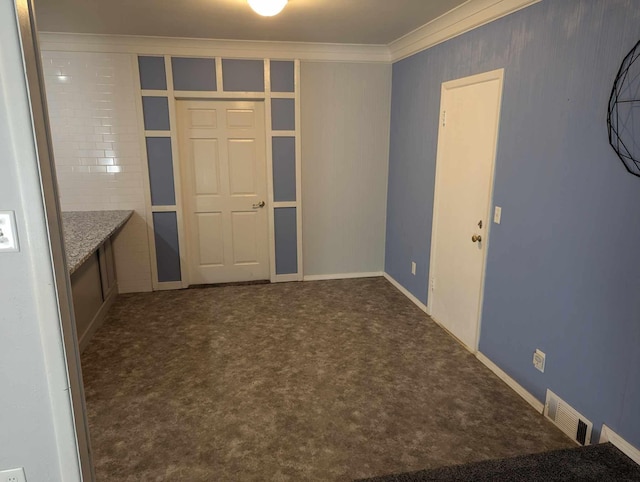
[{"x1": 608, "y1": 39, "x2": 640, "y2": 177}]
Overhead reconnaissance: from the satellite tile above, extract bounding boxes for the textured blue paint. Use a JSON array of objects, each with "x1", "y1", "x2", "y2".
[
  {"x1": 153, "y1": 212, "x2": 181, "y2": 282},
  {"x1": 138, "y1": 56, "x2": 167, "y2": 90},
  {"x1": 386, "y1": 0, "x2": 640, "y2": 447},
  {"x1": 171, "y1": 57, "x2": 217, "y2": 91},
  {"x1": 270, "y1": 61, "x2": 295, "y2": 93},
  {"x1": 145, "y1": 137, "x2": 176, "y2": 206},
  {"x1": 222, "y1": 59, "x2": 265, "y2": 92},
  {"x1": 271, "y1": 98, "x2": 295, "y2": 131},
  {"x1": 274, "y1": 207, "x2": 298, "y2": 275},
  {"x1": 272, "y1": 137, "x2": 296, "y2": 202},
  {"x1": 142, "y1": 96, "x2": 170, "y2": 131}
]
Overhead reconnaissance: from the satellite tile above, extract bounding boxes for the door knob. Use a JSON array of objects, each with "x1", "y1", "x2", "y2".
[
  {"x1": 252, "y1": 201, "x2": 266, "y2": 209},
  {"x1": 472, "y1": 234, "x2": 482, "y2": 243}
]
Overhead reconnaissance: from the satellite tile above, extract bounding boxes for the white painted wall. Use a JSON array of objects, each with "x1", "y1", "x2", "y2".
[
  {"x1": 0, "y1": 2, "x2": 80, "y2": 479},
  {"x1": 300, "y1": 61, "x2": 391, "y2": 276},
  {"x1": 42, "y1": 51, "x2": 152, "y2": 293}
]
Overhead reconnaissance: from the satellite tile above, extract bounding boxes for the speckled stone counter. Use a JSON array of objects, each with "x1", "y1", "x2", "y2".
[{"x1": 62, "y1": 210, "x2": 133, "y2": 274}]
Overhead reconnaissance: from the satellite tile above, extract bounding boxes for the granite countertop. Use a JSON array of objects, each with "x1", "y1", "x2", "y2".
[{"x1": 62, "y1": 210, "x2": 133, "y2": 274}]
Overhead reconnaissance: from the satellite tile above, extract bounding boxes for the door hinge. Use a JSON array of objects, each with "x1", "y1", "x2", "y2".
[
  {"x1": 430, "y1": 278, "x2": 435, "y2": 291},
  {"x1": 442, "y1": 111, "x2": 447, "y2": 127}
]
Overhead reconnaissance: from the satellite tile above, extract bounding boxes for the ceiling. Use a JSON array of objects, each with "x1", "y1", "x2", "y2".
[{"x1": 33, "y1": 0, "x2": 469, "y2": 45}]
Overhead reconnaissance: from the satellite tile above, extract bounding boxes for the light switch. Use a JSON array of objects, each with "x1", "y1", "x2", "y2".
[
  {"x1": 493, "y1": 206, "x2": 502, "y2": 225},
  {"x1": 0, "y1": 211, "x2": 19, "y2": 252}
]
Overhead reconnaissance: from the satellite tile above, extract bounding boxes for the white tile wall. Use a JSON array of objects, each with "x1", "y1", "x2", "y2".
[{"x1": 42, "y1": 51, "x2": 153, "y2": 293}]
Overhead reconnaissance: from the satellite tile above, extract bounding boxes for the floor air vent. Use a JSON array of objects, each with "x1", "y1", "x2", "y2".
[{"x1": 544, "y1": 389, "x2": 592, "y2": 445}]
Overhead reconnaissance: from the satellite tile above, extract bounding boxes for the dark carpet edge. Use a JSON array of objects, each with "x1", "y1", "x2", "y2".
[{"x1": 356, "y1": 443, "x2": 640, "y2": 482}]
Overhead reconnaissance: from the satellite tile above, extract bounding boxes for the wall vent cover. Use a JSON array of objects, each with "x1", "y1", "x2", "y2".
[{"x1": 544, "y1": 389, "x2": 593, "y2": 445}]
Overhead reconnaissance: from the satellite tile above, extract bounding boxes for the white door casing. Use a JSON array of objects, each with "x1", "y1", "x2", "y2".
[
  {"x1": 428, "y1": 69, "x2": 504, "y2": 351},
  {"x1": 177, "y1": 100, "x2": 270, "y2": 284}
]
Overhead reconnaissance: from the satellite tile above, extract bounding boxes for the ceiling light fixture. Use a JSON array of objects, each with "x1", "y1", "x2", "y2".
[{"x1": 248, "y1": 0, "x2": 288, "y2": 17}]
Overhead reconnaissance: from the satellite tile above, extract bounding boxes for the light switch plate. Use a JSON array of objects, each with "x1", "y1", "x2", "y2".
[
  {"x1": 0, "y1": 211, "x2": 19, "y2": 252},
  {"x1": 494, "y1": 206, "x2": 502, "y2": 224},
  {"x1": 411, "y1": 261, "x2": 417, "y2": 275}
]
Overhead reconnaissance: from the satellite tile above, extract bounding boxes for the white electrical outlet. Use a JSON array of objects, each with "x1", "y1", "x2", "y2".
[
  {"x1": 411, "y1": 261, "x2": 417, "y2": 275},
  {"x1": 494, "y1": 206, "x2": 502, "y2": 224},
  {"x1": 0, "y1": 211, "x2": 19, "y2": 252},
  {"x1": 533, "y1": 349, "x2": 546, "y2": 373},
  {"x1": 0, "y1": 467, "x2": 26, "y2": 482}
]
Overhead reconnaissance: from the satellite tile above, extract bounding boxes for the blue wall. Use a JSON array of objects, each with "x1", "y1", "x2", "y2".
[{"x1": 385, "y1": 0, "x2": 640, "y2": 446}]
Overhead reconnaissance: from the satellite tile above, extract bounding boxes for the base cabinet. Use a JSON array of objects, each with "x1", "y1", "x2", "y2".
[{"x1": 70, "y1": 238, "x2": 118, "y2": 351}]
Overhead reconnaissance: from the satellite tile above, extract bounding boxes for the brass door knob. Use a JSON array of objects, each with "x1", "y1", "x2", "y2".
[{"x1": 472, "y1": 234, "x2": 482, "y2": 243}]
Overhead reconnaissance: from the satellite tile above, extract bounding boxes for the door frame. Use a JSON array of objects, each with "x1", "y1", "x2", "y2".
[
  {"x1": 13, "y1": 0, "x2": 94, "y2": 478},
  {"x1": 134, "y1": 58, "x2": 304, "y2": 290},
  {"x1": 427, "y1": 68, "x2": 504, "y2": 352},
  {"x1": 176, "y1": 99, "x2": 271, "y2": 285}
]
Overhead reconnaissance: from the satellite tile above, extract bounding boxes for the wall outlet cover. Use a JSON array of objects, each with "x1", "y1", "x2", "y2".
[
  {"x1": 0, "y1": 467, "x2": 26, "y2": 482},
  {"x1": 533, "y1": 349, "x2": 546, "y2": 373},
  {"x1": 0, "y1": 211, "x2": 19, "y2": 252},
  {"x1": 411, "y1": 261, "x2": 417, "y2": 275}
]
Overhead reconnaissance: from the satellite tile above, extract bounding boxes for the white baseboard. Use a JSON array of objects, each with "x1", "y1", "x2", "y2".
[
  {"x1": 155, "y1": 280, "x2": 185, "y2": 291},
  {"x1": 382, "y1": 272, "x2": 428, "y2": 313},
  {"x1": 600, "y1": 425, "x2": 640, "y2": 465},
  {"x1": 273, "y1": 273, "x2": 301, "y2": 283},
  {"x1": 303, "y1": 272, "x2": 383, "y2": 282},
  {"x1": 476, "y1": 352, "x2": 545, "y2": 414},
  {"x1": 78, "y1": 283, "x2": 118, "y2": 353}
]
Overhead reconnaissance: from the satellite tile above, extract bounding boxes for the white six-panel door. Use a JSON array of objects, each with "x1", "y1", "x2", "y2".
[
  {"x1": 177, "y1": 100, "x2": 269, "y2": 285},
  {"x1": 429, "y1": 69, "x2": 504, "y2": 351}
]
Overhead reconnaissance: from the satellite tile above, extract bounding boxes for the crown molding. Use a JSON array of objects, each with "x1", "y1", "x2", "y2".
[
  {"x1": 37, "y1": 32, "x2": 391, "y2": 63},
  {"x1": 389, "y1": 0, "x2": 541, "y2": 62},
  {"x1": 38, "y1": 0, "x2": 540, "y2": 64}
]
